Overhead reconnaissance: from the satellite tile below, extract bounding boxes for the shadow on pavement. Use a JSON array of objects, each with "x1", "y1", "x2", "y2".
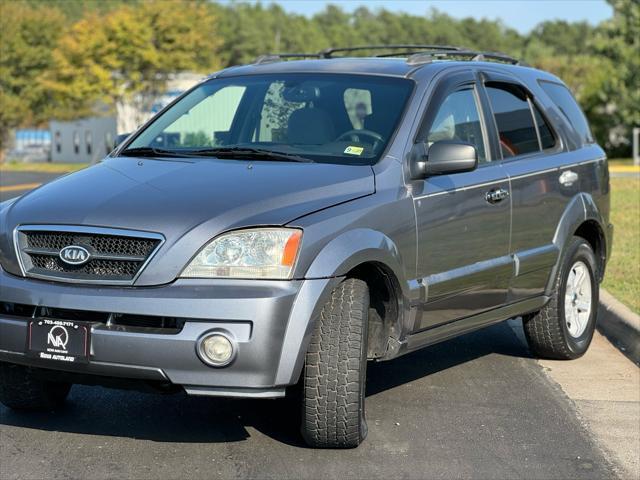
[{"x1": 0, "y1": 321, "x2": 532, "y2": 448}]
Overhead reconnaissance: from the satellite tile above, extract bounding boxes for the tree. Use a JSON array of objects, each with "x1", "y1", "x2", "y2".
[
  {"x1": 43, "y1": 0, "x2": 222, "y2": 128},
  {"x1": 0, "y1": 2, "x2": 66, "y2": 153},
  {"x1": 590, "y1": 0, "x2": 640, "y2": 155},
  {"x1": 529, "y1": 21, "x2": 595, "y2": 56}
]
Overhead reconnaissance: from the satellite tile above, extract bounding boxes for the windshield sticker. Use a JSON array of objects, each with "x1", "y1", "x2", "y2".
[{"x1": 344, "y1": 146, "x2": 364, "y2": 155}]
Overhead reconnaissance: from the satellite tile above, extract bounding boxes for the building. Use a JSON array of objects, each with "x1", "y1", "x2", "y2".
[
  {"x1": 10, "y1": 73, "x2": 202, "y2": 164},
  {"x1": 50, "y1": 117, "x2": 117, "y2": 164}
]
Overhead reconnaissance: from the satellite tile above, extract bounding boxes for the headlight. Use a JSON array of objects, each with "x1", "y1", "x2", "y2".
[{"x1": 181, "y1": 228, "x2": 302, "y2": 279}]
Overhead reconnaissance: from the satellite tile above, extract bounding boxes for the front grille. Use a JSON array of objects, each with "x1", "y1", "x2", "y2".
[
  {"x1": 30, "y1": 254, "x2": 143, "y2": 277},
  {"x1": 15, "y1": 226, "x2": 163, "y2": 285},
  {"x1": 26, "y1": 232, "x2": 158, "y2": 258}
]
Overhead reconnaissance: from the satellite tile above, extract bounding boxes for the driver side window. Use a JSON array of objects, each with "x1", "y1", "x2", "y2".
[{"x1": 427, "y1": 87, "x2": 487, "y2": 163}]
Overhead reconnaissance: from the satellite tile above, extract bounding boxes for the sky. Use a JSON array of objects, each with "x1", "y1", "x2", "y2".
[{"x1": 219, "y1": 1, "x2": 614, "y2": 33}]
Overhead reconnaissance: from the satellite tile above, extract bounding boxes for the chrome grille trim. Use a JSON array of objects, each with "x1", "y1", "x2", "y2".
[{"x1": 13, "y1": 225, "x2": 165, "y2": 285}]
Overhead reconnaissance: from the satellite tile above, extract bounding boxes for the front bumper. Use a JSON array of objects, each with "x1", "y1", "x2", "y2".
[{"x1": 0, "y1": 268, "x2": 340, "y2": 398}]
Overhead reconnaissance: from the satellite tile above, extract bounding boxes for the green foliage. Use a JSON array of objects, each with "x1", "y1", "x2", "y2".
[
  {"x1": 22, "y1": 0, "x2": 135, "y2": 23},
  {"x1": 43, "y1": 0, "x2": 221, "y2": 120},
  {"x1": 590, "y1": 0, "x2": 640, "y2": 155},
  {"x1": 0, "y1": 2, "x2": 66, "y2": 150}
]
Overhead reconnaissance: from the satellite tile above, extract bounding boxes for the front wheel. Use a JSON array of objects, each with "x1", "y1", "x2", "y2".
[
  {"x1": 523, "y1": 237, "x2": 599, "y2": 359},
  {"x1": 300, "y1": 278, "x2": 369, "y2": 448}
]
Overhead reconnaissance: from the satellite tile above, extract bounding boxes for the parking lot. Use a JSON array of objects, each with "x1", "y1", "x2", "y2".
[{"x1": 1, "y1": 173, "x2": 638, "y2": 480}]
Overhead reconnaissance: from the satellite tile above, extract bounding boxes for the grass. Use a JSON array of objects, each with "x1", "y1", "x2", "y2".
[
  {"x1": 602, "y1": 177, "x2": 640, "y2": 314},
  {"x1": 0, "y1": 161, "x2": 89, "y2": 174}
]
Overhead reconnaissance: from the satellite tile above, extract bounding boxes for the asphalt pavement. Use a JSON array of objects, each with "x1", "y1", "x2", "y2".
[
  {"x1": 2, "y1": 322, "x2": 636, "y2": 480},
  {"x1": 0, "y1": 171, "x2": 62, "y2": 202},
  {"x1": 0, "y1": 170, "x2": 638, "y2": 480}
]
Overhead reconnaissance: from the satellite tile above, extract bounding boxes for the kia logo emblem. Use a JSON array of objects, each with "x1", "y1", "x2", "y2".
[{"x1": 59, "y1": 245, "x2": 91, "y2": 265}]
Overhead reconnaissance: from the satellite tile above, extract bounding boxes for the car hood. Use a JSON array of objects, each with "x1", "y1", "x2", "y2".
[{"x1": 0, "y1": 156, "x2": 374, "y2": 284}]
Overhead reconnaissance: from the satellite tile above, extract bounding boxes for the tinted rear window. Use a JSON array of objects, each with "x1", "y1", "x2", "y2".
[
  {"x1": 486, "y1": 86, "x2": 539, "y2": 158},
  {"x1": 539, "y1": 81, "x2": 592, "y2": 144}
]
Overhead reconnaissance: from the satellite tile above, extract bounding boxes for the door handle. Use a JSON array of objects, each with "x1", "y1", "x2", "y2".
[
  {"x1": 559, "y1": 170, "x2": 579, "y2": 186},
  {"x1": 485, "y1": 187, "x2": 509, "y2": 204}
]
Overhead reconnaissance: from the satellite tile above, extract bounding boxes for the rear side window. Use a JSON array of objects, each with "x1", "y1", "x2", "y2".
[
  {"x1": 540, "y1": 81, "x2": 593, "y2": 144},
  {"x1": 486, "y1": 86, "x2": 539, "y2": 158}
]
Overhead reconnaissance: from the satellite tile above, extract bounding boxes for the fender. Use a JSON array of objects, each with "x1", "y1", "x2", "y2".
[
  {"x1": 304, "y1": 227, "x2": 411, "y2": 298},
  {"x1": 546, "y1": 192, "x2": 606, "y2": 294}
]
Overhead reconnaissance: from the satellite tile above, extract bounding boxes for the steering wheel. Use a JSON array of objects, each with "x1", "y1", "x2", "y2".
[{"x1": 336, "y1": 129, "x2": 384, "y2": 150}]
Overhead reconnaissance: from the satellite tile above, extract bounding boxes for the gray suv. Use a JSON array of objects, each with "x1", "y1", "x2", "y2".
[{"x1": 0, "y1": 46, "x2": 613, "y2": 448}]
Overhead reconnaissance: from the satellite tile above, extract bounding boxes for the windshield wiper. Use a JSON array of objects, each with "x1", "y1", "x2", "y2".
[
  {"x1": 186, "y1": 147, "x2": 314, "y2": 163},
  {"x1": 120, "y1": 147, "x2": 195, "y2": 158}
]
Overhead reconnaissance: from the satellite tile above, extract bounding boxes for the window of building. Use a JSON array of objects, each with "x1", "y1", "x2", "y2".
[
  {"x1": 73, "y1": 131, "x2": 80, "y2": 155},
  {"x1": 85, "y1": 130, "x2": 92, "y2": 155},
  {"x1": 55, "y1": 131, "x2": 61, "y2": 154}
]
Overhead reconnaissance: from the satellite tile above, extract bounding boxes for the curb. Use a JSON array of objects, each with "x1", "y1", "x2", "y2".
[
  {"x1": 597, "y1": 288, "x2": 640, "y2": 365},
  {"x1": 609, "y1": 165, "x2": 640, "y2": 173}
]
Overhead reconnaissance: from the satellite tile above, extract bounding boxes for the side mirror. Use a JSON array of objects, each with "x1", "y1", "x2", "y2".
[{"x1": 410, "y1": 140, "x2": 478, "y2": 179}]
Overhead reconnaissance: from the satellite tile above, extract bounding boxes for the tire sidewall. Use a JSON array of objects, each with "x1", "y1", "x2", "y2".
[
  {"x1": 558, "y1": 240, "x2": 599, "y2": 355},
  {"x1": 358, "y1": 302, "x2": 370, "y2": 442}
]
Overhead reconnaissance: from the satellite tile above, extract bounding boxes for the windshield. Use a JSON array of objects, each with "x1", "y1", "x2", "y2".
[{"x1": 124, "y1": 73, "x2": 413, "y2": 165}]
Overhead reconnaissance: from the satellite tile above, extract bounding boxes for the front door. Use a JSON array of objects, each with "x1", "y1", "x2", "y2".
[{"x1": 412, "y1": 72, "x2": 512, "y2": 331}]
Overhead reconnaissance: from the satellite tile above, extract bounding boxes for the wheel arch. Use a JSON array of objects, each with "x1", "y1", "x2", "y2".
[
  {"x1": 548, "y1": 193, "x2": 609, "y2": 294},
  {"x1": 304, "y1": 228, "x2": 412, "y2": 359}
]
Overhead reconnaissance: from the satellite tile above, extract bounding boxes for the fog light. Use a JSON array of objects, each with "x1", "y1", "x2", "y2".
[{"x1": 197, "y1": 333, "x2": 236, "y2": 367}]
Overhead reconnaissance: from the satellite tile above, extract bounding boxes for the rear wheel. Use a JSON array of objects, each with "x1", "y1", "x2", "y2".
[
  {"x1": 523, "y1": 237, "x2": 599, "y2": 359},
  {"x1": 300, "y1": 278, "x2": 369, "y2": 448},
  {"x1": 0, "y1": 362, "x2": 71, "y2": 411}
]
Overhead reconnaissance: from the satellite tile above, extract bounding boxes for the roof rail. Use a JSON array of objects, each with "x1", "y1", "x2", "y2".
[
  {"x1": 406, "y1": 49, "x2": 525, "y2": 66},
  {"x1": 319, "y1": 45, "x2": 461, "y2": 58},
  {"x1": 253, "y1": 53, "x2": 321, "y2": 65}
]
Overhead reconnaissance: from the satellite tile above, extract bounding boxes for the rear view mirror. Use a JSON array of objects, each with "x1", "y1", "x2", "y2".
[{"x1": 410, "y1": 140, "x2": 478, "y2": 179}]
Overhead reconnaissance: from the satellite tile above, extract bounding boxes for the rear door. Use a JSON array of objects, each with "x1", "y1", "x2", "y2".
[
  {"x1": 412, "y1": 71, "x2": 512, "y2": 331},
  {"x1": 478, "y1": 72, "x2": 566, "y2": 302}
]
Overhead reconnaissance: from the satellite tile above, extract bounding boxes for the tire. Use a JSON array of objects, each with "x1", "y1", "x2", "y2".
[
  {"x1": 0, "y1": 362, "x2": 71, "y2": 411},
  {"x1": 523, "y1": 237, "x2": 599, "y2": 360},
  {"x1": 301, "y1": 278, "x2": 369, "y2": 448}
]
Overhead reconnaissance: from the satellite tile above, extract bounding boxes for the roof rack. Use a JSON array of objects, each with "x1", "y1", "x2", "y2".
[
  {"x1": 406, "y1": 49, "x2": 525, "y2": 66},
  {"x1": 318, "y1": 45, "x2": 462, "y2": 58},
  {"x1": 252, "y1": 45, "x2": 526, "y2": 67},
  {"x1": 254, "y1": 53, "x2": 321, "y2": 65}
]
